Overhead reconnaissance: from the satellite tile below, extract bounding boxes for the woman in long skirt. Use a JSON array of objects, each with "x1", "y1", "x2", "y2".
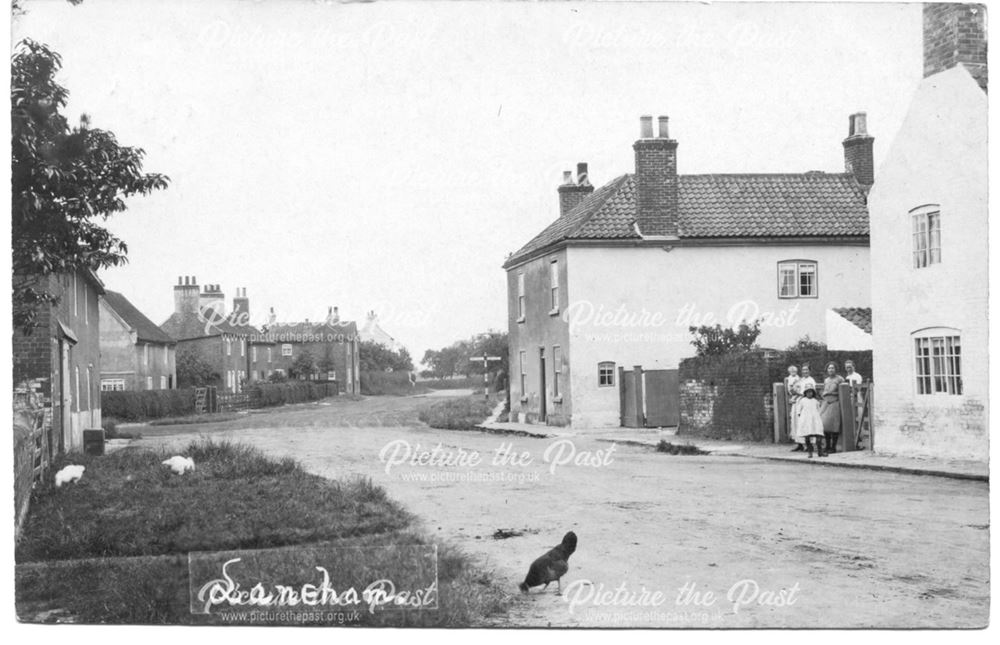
[{"x1": 820, "y1": 361, "x2": 845, "y2": 453}]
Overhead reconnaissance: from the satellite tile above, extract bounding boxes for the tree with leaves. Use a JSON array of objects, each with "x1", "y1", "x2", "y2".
[
  {"x1": 689, "y1": 320, "x2": 763, "y2": 356},
  {"x1": 11, "y1": 39, "x2": 169, "y2": 333},
  {"x1": 359, "y1": 340, "x2": 413, "y2": 373},
  {"x1": 175, "y1": 346, "x2": 218, "y2": 388},
  {"x1": 290, "y1": 349, "x2": 316, "y2": 380}
]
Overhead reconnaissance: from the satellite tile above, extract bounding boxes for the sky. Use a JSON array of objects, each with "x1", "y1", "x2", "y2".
[{"x1": 11, "y1": 0, "x2": 924, "y2": 362}]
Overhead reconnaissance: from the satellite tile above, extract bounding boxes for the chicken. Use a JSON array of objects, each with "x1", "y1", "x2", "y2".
[
  {"x1": 55, "y1": 465, "x2": 85, "y2": 488},
  {"x1": 519, "y1": 531, "x2": 577, "y2": 594},
  {"x1": 162, "y1": 455, "x2": 196, "y2": 475}
]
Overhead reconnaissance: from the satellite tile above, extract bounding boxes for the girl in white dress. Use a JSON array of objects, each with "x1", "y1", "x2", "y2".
[{"x1": 797, "y1": 386, "x2": 827, "y2": 458}]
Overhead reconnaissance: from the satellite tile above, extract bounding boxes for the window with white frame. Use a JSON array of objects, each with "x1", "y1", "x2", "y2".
[
  {"x1": 101, "y1": 378, "x2": 125, "y2": 392},
  {"x1": 517, "y1": 273, "x2": 526, "y2": 321},
  {"x1": 252, "y1": 346, "x2": 258, "y2": 362},
  {"x1": 268, "y1": 346, "x2": 273, "y2": 363},
  {"x1": 549, "y1": 260, "x2": 559, "y2": 312},
  {"x1": 225, "y1": 337, "x2": 232, "y2": 356},
  {"x1": 281, "y1": 344, "x2": 293, "y2": 357},
  {"x1": 519, "y1": 350, "x2": 527, "y2": 395},
  {"x1": 913, "y1": 329, "x2": 962, "y2": 395},
  {"x1": 163, "y1": 345, "x2": 169, "y2": 367},
  {"x1": 241, "y1": 339, "x2": 246, "y2": 357},
  {"x1": 777, "y1": 260, "x2": 818, "y2": 298},
  {"x1": 146, "y1": 376, "x2": 153, "y2": 390},
  {"x1": 553, "y1": 345, "x2": 562, "y2": 397},
  {"x1": 912, "y1": 205, "x2": 942, "y2": 268},
  {"x1": 143, "y1": 343, "x2": 149, "y2": 367},
  {"x1": 160, "y1": 375, "x2": 167, "y2": 390},
  {"x1": 598, "y1": 361, "x2": 615, "y2": 387}
]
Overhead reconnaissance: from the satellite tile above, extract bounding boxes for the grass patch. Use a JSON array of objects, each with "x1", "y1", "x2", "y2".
[
  {"x1": 148, "y1": 412, "x2": 242, "y2": 426},
  {"x1": 656, "y1": 440, "x2": 709, "y2": 455},
  {"x1": 418, "y1": 395, "x2": 495, "y2": 431},
  {"x1": 16, "y1": 440, "x2": 411, "y2": 562},
  {"x1": 15, "y1": 440, "x2": 512, "y2": 625}
]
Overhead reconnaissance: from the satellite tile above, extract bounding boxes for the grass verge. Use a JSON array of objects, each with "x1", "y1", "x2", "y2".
[
  {"x1": 147, "y1": 413, "x2": 242, "y2": 426},
  {"x1": 15, "y1": 440, "x2": 511, "y2": 625},
  {"x1": 418, "y1": 395, "x2": 496, "y2": 431}
]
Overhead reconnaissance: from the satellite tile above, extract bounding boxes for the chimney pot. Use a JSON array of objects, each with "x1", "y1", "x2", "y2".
[
  {"x1": 849, "y1": 112, "x2": 867, "y2": 137},
  {"x1": 657, "y1": 116, "x2": 670, "y2": 139},
  {"x1": 562, "y1": 170, "x2": 573, "y2": 185},
  {"x1": 576, "y1": 162, "x2": 590, "y2": 186},
  {"x1": 639, "y1": 115, "x2": 654, "y2": 139}
]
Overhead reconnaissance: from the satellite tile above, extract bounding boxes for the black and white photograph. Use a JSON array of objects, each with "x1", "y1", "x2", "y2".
[{"x1": 6, "y1": 0, "x2": 992, "y2": 632}]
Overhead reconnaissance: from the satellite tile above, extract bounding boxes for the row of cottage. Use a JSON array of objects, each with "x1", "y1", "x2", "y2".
[
  {"x1": 504, "y1": 4, "x2": 987, "y2": 462},
  {"x1": 12, "y1": 272, "x2": 405, "y2": 451}
]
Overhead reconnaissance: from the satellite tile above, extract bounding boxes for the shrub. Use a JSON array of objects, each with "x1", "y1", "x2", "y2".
[{"x1": 100, "y1": 389, "x2": 196, "y2": 421}]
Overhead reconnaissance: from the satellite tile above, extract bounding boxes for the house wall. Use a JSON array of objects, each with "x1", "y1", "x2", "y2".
[
  {"x1": 99, "y1": 302, "x2": 138, "y2": 387},
  {"x1": 565, "y1": 243, "x2": 870, "y2": 428},
  {"x1": 868, "y1": 66, "x2": 988, "y2": 461},
  {"x1": 13, "y1": 272, "x2": 102, "y2": 452},
  {"x1": 506, "y1": 248, "x2": 571, "y2": 425},
  {"x1": 269, "y1": 332, "x2": 360, "y2": 394}
]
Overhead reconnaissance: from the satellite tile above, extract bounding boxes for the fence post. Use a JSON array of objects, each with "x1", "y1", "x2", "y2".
[
  {"x1": 839, "y1": 382, "x2": 856, "y2": 452},
  {"x1": 868, "y1": 383, "x2": 874, "y2": 452},
  {"x1": 773, "y1": 383, "x2": 786, "y2": 443},
  {"x1": 633, "y1": 366, "x2": 645, "y2": 428},
  {"x1": 618, "y1": 366, "x2": 626, "y2": 427}
]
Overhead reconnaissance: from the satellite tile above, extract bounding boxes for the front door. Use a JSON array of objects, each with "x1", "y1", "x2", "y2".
[
  {"x1": 59, "y1": 341, "x2": 72, "y2": 454},
  {"x1": 538, "y1": 348, "x2": 547, "y2": 423}
]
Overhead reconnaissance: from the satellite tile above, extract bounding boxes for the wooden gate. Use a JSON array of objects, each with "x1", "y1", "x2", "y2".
[
  {"x1": 620, "y1": 366, "x2": 679, "y2": 428},
  {"x1": 772, "y1": 381, "x2": 874, "y2": 450}
]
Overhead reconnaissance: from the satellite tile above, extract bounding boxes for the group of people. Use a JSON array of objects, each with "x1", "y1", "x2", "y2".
[{"x1": 784, "y1": 360, "x2": 864, "y2": 458}]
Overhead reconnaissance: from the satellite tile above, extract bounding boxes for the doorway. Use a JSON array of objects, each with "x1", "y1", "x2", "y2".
[{"x1": 538, "y1": 347, "x2": 547, "y2": 423}]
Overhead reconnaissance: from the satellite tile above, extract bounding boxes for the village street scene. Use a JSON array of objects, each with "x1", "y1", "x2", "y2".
[{"x1": 8, "y1": 0, "x2": 990, "y2": 634}]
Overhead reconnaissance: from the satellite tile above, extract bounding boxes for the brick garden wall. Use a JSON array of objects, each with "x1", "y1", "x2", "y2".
[{"x1": 679, "y1": 350, "x2": 873, "y2": 442}]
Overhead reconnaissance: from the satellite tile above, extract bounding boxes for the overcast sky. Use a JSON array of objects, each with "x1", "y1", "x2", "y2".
[{"x1": 13, "y1": 0, "x2": 923, "y2": 361}]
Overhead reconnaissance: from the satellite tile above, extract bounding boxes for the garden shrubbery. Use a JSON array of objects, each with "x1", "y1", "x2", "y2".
[
  {"x1": 246, "y1": 381, "x2": 333, "y2": 408},
  {"x1": 101, "y1": 389, "x2": 195, "y2": 422}
]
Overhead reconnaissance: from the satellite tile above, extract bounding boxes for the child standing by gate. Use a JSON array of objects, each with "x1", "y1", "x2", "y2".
[{"x1": 797, "y1": 386, "x2": 827, "y2": 458}]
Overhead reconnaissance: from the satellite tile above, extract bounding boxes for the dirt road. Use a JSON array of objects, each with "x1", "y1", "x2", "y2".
[{"x1": 141, "y1": 394, "x2": 990, "y2": 628}]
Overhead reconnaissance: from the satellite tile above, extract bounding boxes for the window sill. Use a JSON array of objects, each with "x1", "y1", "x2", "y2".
[
  {"x1": 516, "y1": 316, "x2": 526, "y2": 324},
  {"x1": 549, "y1": 308, "x2": 560, "y2": 316},
  {"x1": 553, "y1": 396, "x2": 563, "y2": 404}
]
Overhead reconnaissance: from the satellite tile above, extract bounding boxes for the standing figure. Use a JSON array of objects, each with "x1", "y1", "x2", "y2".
[
  {"x1": 784, "y1": 365, "x2": 802, "y2": 450},
  {"x1": 820, "y1": 361, "x2": 846, "y2": 453},
  {"x1": 797, "y1": 386, "x2": 826, "y2": 458},
  {"x1": 792, "y1": 364, "x2": 816, "y2": 449}
]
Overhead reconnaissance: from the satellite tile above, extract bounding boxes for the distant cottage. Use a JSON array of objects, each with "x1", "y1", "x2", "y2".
[
  {"x1": 99, "y1": 290, "x2": 177, "y2": 391},
  {"x1": 505, "y1": 114, "x2": 873, "y2": 428}
]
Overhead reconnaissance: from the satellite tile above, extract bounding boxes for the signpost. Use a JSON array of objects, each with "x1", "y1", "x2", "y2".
[{"x1": 469, "y1": 353, "x2": 502, "y2": 402}]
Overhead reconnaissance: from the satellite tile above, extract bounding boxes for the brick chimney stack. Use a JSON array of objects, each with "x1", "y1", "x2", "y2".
[
  {"x1": 923, "y1": 3, "x2": 987, "y2": 90},
  {"x1": 842, "y1": 112, "x2": 875, "y2": 189},
  {"x1": 199, "y1": 284, "x2": 225, "y2": 318},
  {"x1": 173, "y1": 275, "x2": 200, "y2": 314},
  {"x1": 557, "y1": 162, "x2": 595, "y2": 217},
  {"x1": 633, "y1": 114, "x2": 679, "y2": 237},
  {"x1": 232, "y1": 287, "x2": 249, "y2": 322}
]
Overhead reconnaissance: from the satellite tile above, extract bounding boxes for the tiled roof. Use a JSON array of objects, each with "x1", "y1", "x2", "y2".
[
  {"x1": 266, "y1": 320, "x2": 359, "y2": 341},
  {"x1": 833, "y1": 307, "x2": 872, "y2": 334},
  {"x1": 506, "y1": 173, "x2": 869, "y2": 266},
  {"x1": 160, "y1": 309, "x2": 262, "y2": 341},
  {"x1": 103, "y1": 290, "x2": 176, "y2": 345}
]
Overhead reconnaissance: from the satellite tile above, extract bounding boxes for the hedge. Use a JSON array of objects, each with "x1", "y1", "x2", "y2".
[
  {"x1": 101, "y1": 389, "x2": 196, "y2": 422},
  {"x1": 360, "y1": 371, "x2": 420, "y2": 396},
  {"x1": 245, "y1": 381, "x2": 334, "y2": 408}
]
